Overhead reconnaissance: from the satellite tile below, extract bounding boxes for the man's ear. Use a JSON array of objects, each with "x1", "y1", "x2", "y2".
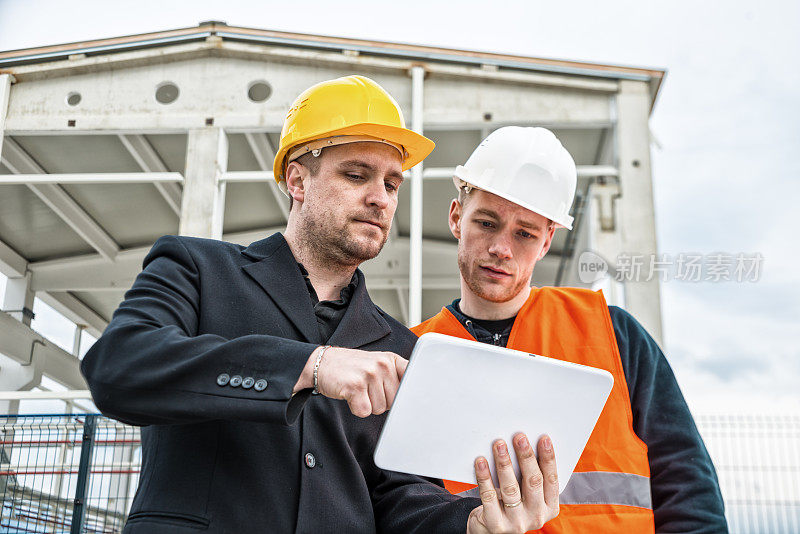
[
  {"x1": 536, "y1": 222, "x2": 557, "y2": 261},
  {"x1": 448, "y1": 199, "x2": 463, "y2": 240},
  {"x1": 285, "y1": 161, "x2": 307, "y2": 204}
]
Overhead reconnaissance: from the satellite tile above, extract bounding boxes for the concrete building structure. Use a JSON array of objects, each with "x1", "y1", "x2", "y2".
[{"x1": 0, "y1": 21, "x2": 666, "y2": 402}]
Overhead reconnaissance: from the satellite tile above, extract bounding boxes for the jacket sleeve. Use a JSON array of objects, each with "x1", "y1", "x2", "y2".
[
  {"x1": 80, "y1": 235, "x2": 318, "y2": 427},
  {"x1": 609, "y1": 306, "x2": 728, "y2": 533},
  {"x1": 371, "y1": 470, "x2": 480, "y2": 534}
]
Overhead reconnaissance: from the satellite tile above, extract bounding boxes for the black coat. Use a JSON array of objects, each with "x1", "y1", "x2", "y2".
[{"x1": 81, "y1": 233, "x2": 479, "y2": 534}]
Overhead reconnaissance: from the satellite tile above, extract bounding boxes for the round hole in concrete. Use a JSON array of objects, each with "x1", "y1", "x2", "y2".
[
  {"x1": 66, "y1": 92, "x2": 81, "y2": 106},
  {"x1": 247, "y1": 81, "x2": 272, "y2": 103},
  {"x1": 155, "y1": 82, "x2": 180, "y2": 104}
]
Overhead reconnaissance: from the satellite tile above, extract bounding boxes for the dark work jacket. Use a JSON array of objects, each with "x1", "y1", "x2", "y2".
[{"x1": 80, "y1": 233, "x2": 479, "y2": 534}]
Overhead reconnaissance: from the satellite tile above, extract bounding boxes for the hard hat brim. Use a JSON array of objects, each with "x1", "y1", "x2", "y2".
[{"x1": 273, "y1": 123, "x2": 435, "y2": 191}]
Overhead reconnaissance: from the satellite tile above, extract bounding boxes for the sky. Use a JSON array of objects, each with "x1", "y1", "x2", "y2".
[{"x1": 0, "y1": 0, "x2": 798, "y2": 414}]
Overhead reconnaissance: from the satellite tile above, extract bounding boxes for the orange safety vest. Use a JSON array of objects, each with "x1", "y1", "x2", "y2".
[{"x1": 411, "y1": 287, "x2": 655, "y2": 533}]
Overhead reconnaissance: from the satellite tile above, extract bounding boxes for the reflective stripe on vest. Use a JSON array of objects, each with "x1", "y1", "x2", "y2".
[{"x1": 457, "y1": 471, "x2": 652, "y2": 509}]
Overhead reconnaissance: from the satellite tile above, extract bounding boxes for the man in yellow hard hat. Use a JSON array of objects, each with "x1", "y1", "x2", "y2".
[
  {"x1": 81, "y1": 76, "x2": 557, "y2": 534},
  {"x1": 413, "y1": 127, "x2": 727, "y2": 533}
]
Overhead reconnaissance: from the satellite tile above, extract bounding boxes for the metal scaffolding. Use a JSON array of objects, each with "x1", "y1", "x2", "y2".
[{"x1": 0, "y1": 22, "x2": 665, "y2": 406}]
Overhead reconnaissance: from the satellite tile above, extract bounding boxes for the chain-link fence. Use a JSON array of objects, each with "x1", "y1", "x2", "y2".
[{"x1": 0, "y1": 414, "x2": 140, "y2": 533}]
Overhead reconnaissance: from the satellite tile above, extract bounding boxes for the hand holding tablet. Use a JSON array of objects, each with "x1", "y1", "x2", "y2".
[
  {"x1": 374, "y1": 333, "x2": 614, "y2": 493},
  {"x1": 465, "y1": 433, "x2": 561, "y2": 533}
]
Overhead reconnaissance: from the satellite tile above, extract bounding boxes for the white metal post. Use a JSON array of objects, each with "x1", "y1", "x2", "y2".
[
  {"x1": 180, "y1": 128, "x2": 229, "y2": 239},
  {"x1": 614, "y1": 81, "x2": 663, "y2": 344},
  {"x1": 0, "y1": 74, "x2": 11, "y2": 162},
  {"x1": 72, "y1": 324, "x2": 85, "y2": 356},
  {"x1": 408, "y1": 66, "x2": 425, "y2": 326}
]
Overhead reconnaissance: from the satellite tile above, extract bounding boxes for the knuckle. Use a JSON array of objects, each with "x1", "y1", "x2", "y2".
[
  {"x1": 547, "y1": 472, "x2": 558, "y2": 485},
  {"x1": 516, "y1": 446, "x2": 534, "y2": 460},
  {"x1": 527, "y1": 472, "x2": 544, "y2": 490},
  {"x1": 479, "y1": 489, "x2": 497, "y2": 502},
  {"x1": 501, "y1": 483, "x2": 520, "y2": 498},
  {"x1": 467, "y1": 508, "x2": 485, "y2": 529},
  {"x1": 496, "y1": 456, "x2": 513, "y2": 469}
]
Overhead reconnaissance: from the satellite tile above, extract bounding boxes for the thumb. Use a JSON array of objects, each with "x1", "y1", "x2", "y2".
[{"x1": 394, "y1": 355, "x2": 408, "y2": 380}]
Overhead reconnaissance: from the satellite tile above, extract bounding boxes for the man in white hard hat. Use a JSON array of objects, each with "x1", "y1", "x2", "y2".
[
  {"x1": 82, "y1": 78, "x2": 559, "y2": 534},
  {"x1": 413, "y1": 127, "x2": 727, "y2": 533}
]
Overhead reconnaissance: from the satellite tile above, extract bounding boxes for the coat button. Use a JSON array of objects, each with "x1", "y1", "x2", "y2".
[
  {"x1": 304, "y1": 453, "x2": 316, "y2": 469},
  {"x1": 242, "y1": 377, "x2": 254, "y2": 389},
  {"x1": 254, "y1": 379, "x2": 268, "y2": 392},
  {"x1": 229, "y1": 375, "x2": 243, "y2": 387},
  {"x1": 216, "y1": 373, "x2": 230, "y2": 386}
]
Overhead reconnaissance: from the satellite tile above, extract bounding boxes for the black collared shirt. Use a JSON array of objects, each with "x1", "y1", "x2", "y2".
[{"x1": 297, "y1": 263, "x2": 358, "y2": 343}]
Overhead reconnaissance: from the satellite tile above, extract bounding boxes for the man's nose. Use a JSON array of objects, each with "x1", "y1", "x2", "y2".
[
  {"x1": 487, "y1": 233, "x2": 513, "y2": 260},
  {"x1": 365, "y1": 180, "x2": 390, "y2": 209}
]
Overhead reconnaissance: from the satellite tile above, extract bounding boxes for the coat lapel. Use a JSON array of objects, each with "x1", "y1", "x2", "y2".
[
  {"x1": 241, "y1": 233, "x2": 393, "y2": 348},
  {"x1": 241, "y1": 233, "x2": 319, "y2": 343},
  {"x1": 326, "y1": 269, "x2": 392, "y2": 348}
]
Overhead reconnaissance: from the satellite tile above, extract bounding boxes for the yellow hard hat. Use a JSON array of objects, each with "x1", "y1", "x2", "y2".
[{"x1": 273, "y1": 75, "x2": 435, "y2": 194}]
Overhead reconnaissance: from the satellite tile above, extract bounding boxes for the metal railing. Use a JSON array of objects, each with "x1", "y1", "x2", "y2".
[
  {"x1": 1, "y1": 413, "x2": 140, "y2": 533},
  {"x1": 1, "y1": 389, "x2": 799, "y2": 534},
  {"x1": 696, "y1": 414, "x2": 800, "y2": 534}
]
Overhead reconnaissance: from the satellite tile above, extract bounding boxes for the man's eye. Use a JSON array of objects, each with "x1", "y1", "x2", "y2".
[
  {"x1": 385, "y1": 182, "x2": 398, "y2": 192},
  {"x1": 346, "y1": 173, "x2": 364, "y2": 181},
  {"x1": 519, "y1": 230, "x2": 534, "y2": 239},
  {"x1": 479, "y1": 220, "x2": 494, "y2": 229}
]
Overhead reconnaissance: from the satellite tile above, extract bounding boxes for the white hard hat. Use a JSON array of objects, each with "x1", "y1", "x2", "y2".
[{"x1": 453, "y1": 126, "x2": 577, "y2": 230}]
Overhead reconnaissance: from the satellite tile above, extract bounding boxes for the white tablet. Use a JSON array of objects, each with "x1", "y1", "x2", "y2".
[{"x1": 374, "y1": 332, "x2": 613, "y2": 493}]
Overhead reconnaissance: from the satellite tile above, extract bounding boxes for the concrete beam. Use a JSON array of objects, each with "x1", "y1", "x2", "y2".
[
  {"x1": 614, "y1": 80, "x2": 662, "y2": 344},
  {"x1": 180, "y1": 128, "x2": 228, "y2": 239},
  {"x1": 0, "y1": 310, "x2": 87, "y2": 390},
  {"x1": 4, "y1": 40, "x2": 622, "y2": 134},
  {"x1": 37, "y1": 291, "x2": 107, "y2": 339},
  {"x1": 28, "y1": 226, "x2": 288, "y2": 292},
  {"x1": 30, "y1": 247, "x2": 147, "y2": 292},
  {"x1": 0, "y1": 238, "x2": 27, "y2": 278},
  {"x1": 2, "y1": 138, "x2": 120, "y2": 261},
  {"x1": 118, "y1": 134, "x2": 183, "y2": 215},
  {"x1": 2, "y1": 271, "x2": 34, "y2": 326},
  {"x1": 244, "y1": 132, "x2": 289, "y2": 220}
]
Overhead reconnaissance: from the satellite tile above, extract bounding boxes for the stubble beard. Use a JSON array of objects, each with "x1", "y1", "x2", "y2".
[
  {"x1": 297, "y1": 202, "x2": 388, "y2": 268},
  {"x1": 457, "y1": 246, "x2": 528, "y2": 304}
]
